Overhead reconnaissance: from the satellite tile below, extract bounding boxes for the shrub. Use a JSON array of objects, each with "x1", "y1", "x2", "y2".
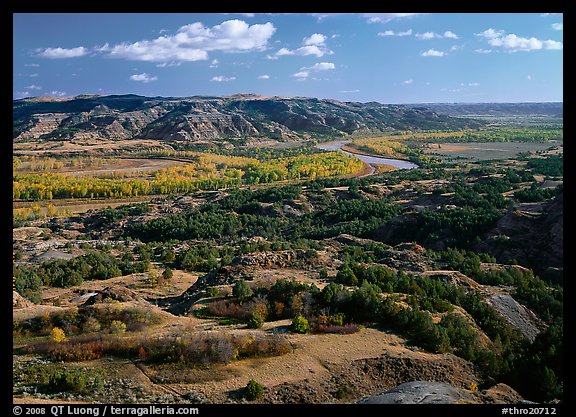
[
  {"x1": 244, "y1": 379, "x2": 264, "y2": 401},
  {"x1": 247, "y1": 303, "x2": 268, "y2": 329},
  {"x1": 162, "y1": 267, "x2": 173, "y2": 281},
  {"x1": 82, "y1": 317, "x2": 101, "y2": 333},
  {"x1": 233, "y1": 280, "x2": 253, "y2": 298},
  {"x1": 312, "y1": 323, "x2": 360, "y2": 335},
  {"x1": 291, "y1": 314, "x2": 310, "y2": 334},
  {"x1": 51, "y1": 327, "x2": 67, "y2": 343},
  {"x1": 47, "y1": 368, "x2": 104, "y2": 394},
  {"x1": 109, "y1": 320, "x2": 127, "y2": 335},
  {"x1": 205, "y1": 286, "x2": 220, "y2": 297}
]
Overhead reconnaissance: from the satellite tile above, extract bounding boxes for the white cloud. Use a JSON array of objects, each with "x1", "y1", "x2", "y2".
[
  {"x1": 475, "y1": 48, "x2": 493, "y2": 54},
  {"x1": 421, "y1": 49, "x2": 445, "y2": 57},
  {"x1": 362, "y1": 13, "x2": 422, "y2": 23},
  {"x1": 24, "y1": 63, "x2": 40, "y2": 67},
  {"x1": 129, "y1": 73, "x2": 158, "y2": 82},
  {"x1": 37, "y1": 46, "x2": 88, "y2": 59},
  {"x1": 270, "y1": 32, "x2": 332, "y2": 59},
  {"x1": 468, "y1": 82, "x2": 480, "y2": 87},
  {"x1": 303, "y1": 33, "x2": 327, "y2": 45},
  {"x1": 258, "y1": 74, "x2": 270, "y2": 80},
  {"x1": 551, "y1": 23, "x2": 563, "y2": 31},
  {"x1": 416, "y1": 32, "x2": 436, "y2": 40},
  {"x1": 309, "y1": 62, "x2": 336, "y2": 71},
  {"x1": 378, "y1": 29, "x2": 412, "y2": 37},
  {"x1": 19, "y1": 73, "x2": 40, "y2": 78},
  {"x1": 416, "y1": 31, "x2": 459, "y2": 40},
  {"x1": 476, "y1": 28, "x2": 562, "y2": 52},
  {"x1": 210, "y1": 75, "x2": 236, "y2": 82},
  {"x1": 49, "y1": 91, "x2": 67, "y2": 97},
  {"x1": 338, "y1": 89, "x2": 360, "y2": 93},
  {"x1": 292, "y1": 62, "x2": 335, "y2": 80},
  {"x1": 24, "y1": 84, "x2": 42, "y2": 90},
  {"x1": 108, "y1": 19, "x2": 275, "y2": 62},
  {"x1": 209, "y1": 59, "x2": 219, "y2": 68},
  {"x1": 543, "y1": 40, "x2": 563, "y2": 49},
  {"x1": 403, "y1": 79, "x2": 413, "y2": 85},
  {"x1": 156, "y1": 61, "x2": 181, "y2": 67},
  {"x1": 527, "y1": 75, "x2": 532, "y2": 80},
  {"x1": 489, "y1": 34, "x2": 562, "y2": 51},
  {"x1": 475, "y1": 28, "x2": 505, "y2": 39}
]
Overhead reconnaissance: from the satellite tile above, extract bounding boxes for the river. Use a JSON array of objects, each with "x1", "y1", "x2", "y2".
[{"x1": 316, "y1": 141, "x2": 419, "y2": 172}]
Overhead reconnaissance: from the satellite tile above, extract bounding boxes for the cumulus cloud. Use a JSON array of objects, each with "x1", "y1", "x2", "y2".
[
  {"x1": 292, "y1": 62, "x2": 335, "y2": 80},
  {"x1": 403, "y1": 79, "x2": 414, "y2": 84},
  {"x1": 551, "y1": 22, "x2": 563, "y2": 31},
  {"x1": 108, "y1": 20, "x2": 275, "y2": 62},
  {"x1": 416, "y1": 32, "x2": 436, "y2": 40},
  {"x1": 475, "y1": 28, "x2": 505, "y2": 39},
  {"x1": 362, "y1": 13, "x2": 422, "y2": 23},
  {"x1": 37, "y1": 20, "x2": 275, "y2": 63},
  {"x1": 49, "y1": 90, "x2": 67, "y2": 97},
  {"x1": 421, "y1": 49, "x2": 445, "y2": 57},
  {"x1": 258, "y1": 74, "x2": 270, "y2": 80},
  {"x1": 24, "y1": 84, "x2": 42, "y2": 90},
  {"x1": 210, "y1": 75, "x2": 236, "y2": 82},
  {"x1": 303, "y1": 33, "x2": 327, "y2": 45},
  {"x1": 37, "y1": 46, "x2": 88, "y2": 59},
  {"x1": 489, "y1": 34, "x2": 562, "y2": 51},
  {"x1": 476, "y1": 28, "x2": 562, "y2": 52},
  {"x1": 338, "y1": 89, "x2": 360, "y2": 93},
  {"x1": 269, "y1": 33, "x2": 333, "y2": 59},
  {"x1": 416, "y1": 31, "x2": 459, "y2": 40},
  {"x1": 129, "y1": 73, "x2": 158, "y2": 82},
  {"x1": 24, "y1": 63, "x2": 40, "y2": 67},
  {"x1": 378, "y1": 29, "x2": 412, "y2": 37}
]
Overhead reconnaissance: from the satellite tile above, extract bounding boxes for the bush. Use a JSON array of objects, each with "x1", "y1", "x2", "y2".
[
  {"x1": 162, "y1": 267, "x2": 173, "y2": 281},
  {"x1": 47, "y1": 368, "x2": 104, "y2": 394},
  {"x1": 109, "y1": 320, "x2": 127, "y2": 335},
  {"x1": 247, "y1": 304, "x2": 268, "y2": 329},
  {"x1": 291, "y1": 314, "x2": 310, "y2": 334},
  {"x1": 233, "y1": 280, "x2": 253, "y2": 298},
  {"x1": 244, "y1": 379, "x2": 264, "y2": 401},
  {"x1": 51, "y1": 327, "x2": 67, "y2": 343},
  {"x1": 205, "y1": 286, "x2": 220, "y2": 297}
]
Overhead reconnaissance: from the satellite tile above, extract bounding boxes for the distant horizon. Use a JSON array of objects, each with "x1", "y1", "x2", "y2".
[
  {"x1": 13, "y1": 92, "x2": 564, "y2": 106},
  {"x1": 14, "y1": 13, "x2": 563, "y2": 103}
]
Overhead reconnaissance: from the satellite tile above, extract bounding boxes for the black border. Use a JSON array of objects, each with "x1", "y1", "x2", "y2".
[{"x1": 7, "y1": 1, "x2": 569, "y2": 415}]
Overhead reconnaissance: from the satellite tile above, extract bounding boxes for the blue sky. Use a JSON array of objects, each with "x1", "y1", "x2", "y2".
[{"x1": 13, "y1": 13, "x2": 563, "y2": 103}]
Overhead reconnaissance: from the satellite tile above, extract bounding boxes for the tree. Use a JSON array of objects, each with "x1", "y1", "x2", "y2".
[
  {"x1": 233, "y1": 280, "x2": 253, "y2": 298},
  {"x1": 51, "y1": 327, "x2": 67, "y2": 343},
  {"x1": 162, "y1": 267, "x2": 173, "y2": 281},
  {"x1": 291, "y1": 314, "x2": 310, "y2": 334},
  {"x1": 243, "y1": 379, "x2": 264, "y2": 401},
  {"x1": 336, "y1": 264, "x2": 358, "y2": 286}
]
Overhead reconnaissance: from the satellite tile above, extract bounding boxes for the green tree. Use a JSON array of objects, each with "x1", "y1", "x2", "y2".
[
  {"x1": 233, "y1": 280, "x2": 253, "y2": 298},
  {"x1": 162, "y1": 267, "x2": 173, "y2": 281},
  {"x1": 291, "y1": 314, "x2": 310, "y2": 334},
  {"x1": 243, "y1": 379, "x2": 264, "y2": 401}
]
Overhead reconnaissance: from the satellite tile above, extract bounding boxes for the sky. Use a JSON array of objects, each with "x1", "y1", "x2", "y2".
[{"x1": 13, "y1": 13, "x2": 563, "y2": 104}]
